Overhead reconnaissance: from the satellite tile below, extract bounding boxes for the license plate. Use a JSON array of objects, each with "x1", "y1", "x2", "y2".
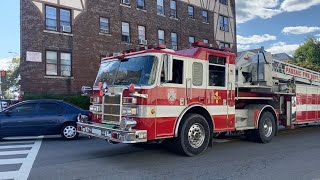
[{"x1": 92, "y1": 128, "x2": 102, "y2": 135}]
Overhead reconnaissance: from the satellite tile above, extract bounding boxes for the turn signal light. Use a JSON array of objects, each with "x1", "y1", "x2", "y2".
[{"x1": 129, "y1": 84, "x2": 135, "y2": 93}]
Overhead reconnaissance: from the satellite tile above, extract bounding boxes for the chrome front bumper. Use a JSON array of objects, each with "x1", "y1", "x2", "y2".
[{"x1": 77, "y1": 122, "x2": 147, "y2": 143}]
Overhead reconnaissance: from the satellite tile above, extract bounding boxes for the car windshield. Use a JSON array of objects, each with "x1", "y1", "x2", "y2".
[{"x1": 94, "y1": 56, "x2": 158, "y2": 86}]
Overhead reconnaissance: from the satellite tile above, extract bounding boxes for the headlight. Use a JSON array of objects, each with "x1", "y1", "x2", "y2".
[
  {"x1": 119, "y1": 117, "x2": 137, "y2": 130},
  {"x1": 122, "y1": 107, "x2": 138, "y2": 116},
  {"x1": 90, "y1": 105, "x2": 102, "y2": 112}
]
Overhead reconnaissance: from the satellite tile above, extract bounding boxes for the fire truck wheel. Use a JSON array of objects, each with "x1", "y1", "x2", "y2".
[
  {"x1": 61, "y1": 123, "x2": 79, "y2": 140},
  {"x1": 255, "y1": 111, "x2": 276, "y2": 143},
  {"x1": 176, "y1": 113, "x2": 210, "y2": 156}
]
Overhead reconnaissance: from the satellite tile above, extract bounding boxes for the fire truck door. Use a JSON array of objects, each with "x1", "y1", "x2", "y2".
[
  {"x1": 156, "y1": 58, "x2": 187, "y2": 138},
  {"x1": 227, "y1": 62, "x2": 236, "y2": 130}
]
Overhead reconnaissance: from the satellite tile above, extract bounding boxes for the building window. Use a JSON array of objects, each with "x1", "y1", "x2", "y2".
[
  {"x1": 60, "y1": 52, "x2": 72, "y2": 77},
  {"x1": 171, "y1": 32, "x2": 178, "y2": 50},
  {"x1": 46, "y1": 51, "x2": 58, "y2": 76},
  {"x1": 219, "y1": 15, "x2": 229, "y2": 32},
  {"x1": 170, "y1": 0, "x2": 177, "y2": 18},
  {"x1": 202, "y1": 10, "x2": 208, "y2": 23},
  {"x1": 45, "y1": 5, "x2": 71, "y2": 33},
  {"x1": 220, "y1": 42, "x2": 230, "y2": 49},
  {"x1": 121, "y1": 0, "x2": 130, "y2": 5},
  {"x1": 122, "y1": 22, "x2": 130, "y2": 42},
  {"x1": 99, "y1": 17, "x2": 109, "y2": 34},
  {"x1": 60, "y1": 9, "x2": 71, "y2": 33},
  {"x1": 208, "y1": 55, "x2": 226, "y2": 87},
  {"x1": 219, "y1": 0, "x2": 228, "y2": 6},
  {"x1": 45, "y1": 6, "x2": 57, "y2": 31},
  {"x1": 138, "y1": 25, "x2": 146, "y2": 42},
  {"x1": 46, "y1": 51, "x2": 72, "y2": 77},
  {"x1": 189, "y1": 36, "x2": 195, "y2": 45},
  {"x1": 188, "y1": 5, "x2": 194, "y2": 18},
  {"x1": 204, "y1": 39, "x2": 209, "y2": 43},
  {"x1": 137, "y1": 0, "x2": 145, "y2": 9},
  {"x1": 158, "y1": 30, "x2": 165, "y2": 44},
  {"x1": 157, "y1": 0, "x2": 164, "y2": 15}
]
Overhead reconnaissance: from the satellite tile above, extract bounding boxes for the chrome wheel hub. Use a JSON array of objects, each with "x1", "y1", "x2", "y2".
[
  {"x1": 263, "y1": 118, "x2": 273, "y2": 138},
  {"x1": 64, "y1": 126, "x2": 76, "y2": 138},
  {"x1": 188, "y1": 123, "x2": 205, "y2": 148}
]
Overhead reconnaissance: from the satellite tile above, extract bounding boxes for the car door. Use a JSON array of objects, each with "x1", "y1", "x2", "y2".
[
  {"x1": 37, "y1": 102, "x2": 65, "y2": 135},
  {"x1": 1, "y1": 102, "x2": 38, "y2": 137}
]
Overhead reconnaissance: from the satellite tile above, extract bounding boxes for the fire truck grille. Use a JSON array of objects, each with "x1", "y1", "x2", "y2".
[
  {"x1": 104, "y1": 95, "x2": 121, "y2": 104},
  {"x1": 104, "y1": 105, "x2": 121, "y2": 115},
  {"x1": 102, "y1": 94, "x2": 122, "y2": 124}
]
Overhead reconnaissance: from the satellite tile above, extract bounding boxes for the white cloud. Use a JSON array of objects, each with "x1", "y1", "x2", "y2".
[
  {"x1": 237, "y1": 0, "x2": 320, "y2": 23},
  {"x1": 266, "y1": 42, "x2": 300, "y2": 55},
  {"x1": 281, "y1": 0, "x2": 320, "y2": 12},
  {"x1": 282, "y1": 26, "x2": 320, "y2": 35},
  {"x1": 236, "y1": 0, "x2": 281, "y2": 23},
  {"x1": 237, "y1": 44, "x2": 251, "y2": 51},
  {"x1": 0, "y1": 58, "x2": 12, "y2": 70},
  {"x1": 237, "y1": 34, "x2": 277, "y2": 45}
]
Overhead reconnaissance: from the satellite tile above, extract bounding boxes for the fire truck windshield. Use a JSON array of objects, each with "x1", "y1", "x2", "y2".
[{"x1": 94, "y1": 55, "x2": 158, "y2": 86}]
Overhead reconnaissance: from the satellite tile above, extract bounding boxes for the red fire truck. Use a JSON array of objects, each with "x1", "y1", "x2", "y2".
[{"x1": 77, "y1": 43, "x2": 320, "y2": 156}]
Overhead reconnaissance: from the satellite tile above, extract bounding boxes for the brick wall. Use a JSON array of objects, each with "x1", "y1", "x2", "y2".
[{"x1": 20, "y1": 0, "x2": 236, "y2": 95}]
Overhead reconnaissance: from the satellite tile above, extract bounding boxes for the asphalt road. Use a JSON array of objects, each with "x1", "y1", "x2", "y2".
[{"x1": 2, "y1": 126, "x2": 320, "y2": 180}]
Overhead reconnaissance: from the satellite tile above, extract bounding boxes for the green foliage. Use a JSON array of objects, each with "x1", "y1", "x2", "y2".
[
  {"x1": 293, "y1": 37, "x2": 320, "y2": 71},
  {"x1": 23, "y1": 94, "x2": 90, "y2": 110},
  {"x1": 2, "y1": 57, "x2": 20, "y2": 97}
]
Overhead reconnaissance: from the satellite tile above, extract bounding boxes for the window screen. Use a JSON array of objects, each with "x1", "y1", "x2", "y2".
[{"x1": 192, "y1": 62, "x2": 203, "y2": 86}]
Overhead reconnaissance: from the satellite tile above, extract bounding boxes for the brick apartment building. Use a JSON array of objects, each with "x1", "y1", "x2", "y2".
[{"x1": 20, "y1": 0, "x2": 236, "y2": 95}]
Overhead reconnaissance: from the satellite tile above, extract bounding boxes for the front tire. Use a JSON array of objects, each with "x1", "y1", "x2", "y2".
[
  {"x1": 176, "y1": 114, "x2": 210, "y2": 156},
  {"x1": 61, "y1": 123, "x2": 79, "y2": 140}
]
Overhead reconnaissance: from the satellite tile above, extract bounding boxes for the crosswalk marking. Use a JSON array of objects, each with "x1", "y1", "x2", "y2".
[
  {"x1": 0, "y1": 144, "x2": 34, "y2": 149},
  {"x1": 0, "y1": 137, "x2": 43, "y2": 180},
  {"x1": 0, "y1": 150, "x2": 30, "y2": 156},
  {"x1": 0, "y1": 158, "x2": 26, "y2": 165},
  {"x1": 0, "y1": 141, "x2": 35, "y2": 145}
]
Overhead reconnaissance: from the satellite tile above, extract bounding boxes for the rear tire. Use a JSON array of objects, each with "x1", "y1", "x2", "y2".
[
  {"x1": 175, "y1": 113, "x2": 210, "y2": 156},
  {"x1": 61, "y1": 123, "x2": 79, "y2": 140},
  {"x1": 252, "y1": 111, "x2": 276, "y2": 143}
]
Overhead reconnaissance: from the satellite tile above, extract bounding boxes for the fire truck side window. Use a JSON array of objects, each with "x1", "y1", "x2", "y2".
[
  {"x1": 209, "y1": 55, "x2": 226, "y2": 87},
  {"x1": 162, "y1": 59, "x2": 184, "y2": 84}
]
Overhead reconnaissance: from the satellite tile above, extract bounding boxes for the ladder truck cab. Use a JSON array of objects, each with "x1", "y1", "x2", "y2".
[{"x1": 77, "y1": 43, "x2": 320, "y2": 156}]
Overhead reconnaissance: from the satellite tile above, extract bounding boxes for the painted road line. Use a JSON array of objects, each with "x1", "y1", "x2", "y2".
[
  {"x1": 0, "y1": 158, "x2": 26, "y2": 165},
  {"x1": 0, "y1": 141, "x2": 35, "y2": 145},
  {"x1": 0, "y1": 170, "x2": 19, "y2": 180},
  {"x1": 0, "y1": 136, "x2": 43, "y2": 180},
  {"x1": 16, "y1": 138, "x2": 43, "y2": 180},
  {"x1": 0, "y1": 144, "x2": 34, "y2": 149},
  {"x1": 0, "y1": 150, "x2": 30, "y2": 156}
]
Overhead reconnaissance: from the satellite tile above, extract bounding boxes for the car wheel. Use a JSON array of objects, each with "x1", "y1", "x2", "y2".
[
  {"x1": 253, "y1": 111, "x2": 276, "y2": 143},
  {"x1": 175, "y1": 113, "x2": 210, "y2": 156},
  {"x1": 61, "y1": 123, "x2": 79, "y2": 140}
]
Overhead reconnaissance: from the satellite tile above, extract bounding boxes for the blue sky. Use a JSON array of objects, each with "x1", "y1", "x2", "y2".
[
  {"x1": 1, "y1": 0, "x2": 320, "y2": 70},
  {"x1": 0, "y1": 0, "x2": 20, "y2": 70}
]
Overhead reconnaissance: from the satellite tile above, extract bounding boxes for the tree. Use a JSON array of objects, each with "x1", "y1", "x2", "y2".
[
  {"x1": 2, "y1": 57, "x2": 20, "y2": 99},
  {"x1": 293, "y1": 37, "x2": 320, "y2": 71}
]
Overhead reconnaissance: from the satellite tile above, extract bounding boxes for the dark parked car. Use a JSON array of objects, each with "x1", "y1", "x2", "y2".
[{"x1": 0, "y1": 100, "x2": 91, "y2": 140}]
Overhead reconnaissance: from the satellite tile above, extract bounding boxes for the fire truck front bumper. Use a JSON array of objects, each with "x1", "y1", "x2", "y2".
[{"x1": 77, "y1": 122, "x2": 147, "y2": 143}]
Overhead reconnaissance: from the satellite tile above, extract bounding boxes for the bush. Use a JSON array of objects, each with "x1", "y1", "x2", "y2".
[{"x1": 23, "y1": 94, "x2": 90, "y2": 110}]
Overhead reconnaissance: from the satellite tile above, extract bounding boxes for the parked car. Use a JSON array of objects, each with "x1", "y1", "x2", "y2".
[{"x1": 0, "y1": 100, "x2": 91, "y2": 140}]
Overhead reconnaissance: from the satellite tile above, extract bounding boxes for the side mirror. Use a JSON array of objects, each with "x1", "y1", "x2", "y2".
[
  {"x1": 81, "y1": 86, "x2": 93, "y2": 96},
  {"x1": 163, "y1": 54, "x2": 173, "y2": 82}
]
